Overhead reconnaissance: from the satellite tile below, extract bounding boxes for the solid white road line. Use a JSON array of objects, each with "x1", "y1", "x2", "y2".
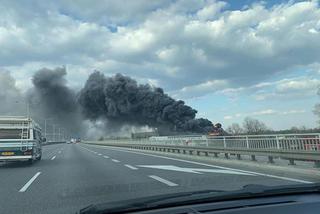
[
  {"x1": 111, "y1": 159, "x2": 120, "y2": 163},
  {"x1": 103, "y1": 155, "x2": 109, "y2": 158},
  {"x1": 19, "y1": 172, "x2": 41, "y2": 192},
  {"x1": 88, "y1": 145, "x2": 313, "y2": 184},
  {"x1": 51, "y1": 156, "x2": 56, "y2": 160},
  {"x1": 149, "y1": 175, "x2": 178, "y2": 187},
  {"x1": 124, "y1": 164, "x2": 138, "y2": 170}
]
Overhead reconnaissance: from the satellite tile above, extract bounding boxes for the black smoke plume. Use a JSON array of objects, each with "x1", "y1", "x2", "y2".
[
  {"x1": 28, "y1": 67, "x2": 83, "y2": 135},
  {"x1": 78, "y1": 72, "x2": 213, "y2": 134}
]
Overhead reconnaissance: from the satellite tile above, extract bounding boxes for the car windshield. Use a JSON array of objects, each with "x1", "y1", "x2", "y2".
[{"x1": 0, "y1": 0, "x2": 320, "y2": 214}]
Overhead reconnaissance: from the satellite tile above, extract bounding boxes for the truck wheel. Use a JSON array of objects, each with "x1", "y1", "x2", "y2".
[
  {"x1": 36, "y1": 150, "x2": 42, "y2": 161},
  {"x1": 27, "y1": 159, "x2": 34, "y2": 165}
]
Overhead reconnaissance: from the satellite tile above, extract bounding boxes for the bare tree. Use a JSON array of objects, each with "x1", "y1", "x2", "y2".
[
  {"x1": 313, "y1": 88, "x2": 320, "y2": 125},
  {"x1": 226, "y1": 123, "x2": 243, "y2": 135},
  {"x1": 243, "y1": 117, "x2": 268, "y2": 134},
  {"x1": 314, "y1": 103, "x2": 320, "y2": 125},
  {"x1": 290, "y1": 126, "x2": 299, "y2": 132}
]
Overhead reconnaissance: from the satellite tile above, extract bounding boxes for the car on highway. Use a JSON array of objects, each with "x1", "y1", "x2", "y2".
[{"x1": 0, "y1": 116, "x2": 45, "y2": 164}]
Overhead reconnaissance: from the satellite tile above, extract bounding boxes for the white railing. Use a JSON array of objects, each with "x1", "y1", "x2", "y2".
[
  {"x1": 88, "y1": 133, "x2": 320, "y2": 166},
  {"x1": 146, "y1": 133, "x2": 320, "y2": 152},
  {"x1": 95, "y1": 134, "x2": 320, "y2": 152}
]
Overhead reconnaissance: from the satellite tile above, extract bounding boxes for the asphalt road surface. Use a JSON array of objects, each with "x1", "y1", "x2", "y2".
[{"x1": 0, "y1": 143, "x2": 317, "y2": 214}]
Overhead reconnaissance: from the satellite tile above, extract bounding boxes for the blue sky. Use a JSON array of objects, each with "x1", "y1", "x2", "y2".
[{"x1": 0, "y1": 0, "x2": 320, "y2": 130}]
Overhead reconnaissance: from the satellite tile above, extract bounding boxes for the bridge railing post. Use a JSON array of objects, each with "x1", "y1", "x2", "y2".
[
  {"x1": 246, "y1": 136, "x2": 249, "y2": 149},
  {"x1": 276, "y1": 136, "x2": 280, "y2": 150}
]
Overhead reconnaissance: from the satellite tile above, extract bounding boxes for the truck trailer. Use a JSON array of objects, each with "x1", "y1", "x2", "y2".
[{"x1": 0, "y1": 116, "x2": 45, "y2": 164}]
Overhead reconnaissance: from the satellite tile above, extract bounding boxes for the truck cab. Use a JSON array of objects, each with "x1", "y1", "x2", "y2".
[{"x1": 0, "y1": 116, "x2": 44, "y2": 164}]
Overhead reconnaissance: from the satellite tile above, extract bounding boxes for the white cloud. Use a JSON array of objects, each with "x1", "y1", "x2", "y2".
[
  {"x1": 235, "y1": 113, "x2": 242, "y2": 118},
  {"x1": 55, "y1": 0, "x2": 173, "y2": 25},
  {"x1": 0, "y1": 70, "x2": 25, "y2": 114},
  {"x1": 252, "y1": 109, "x2": 277, "y2": 116},
  {"x1": 276, "y1": 78, "x2": 320, "y2": 92},
  {"x1": 0, "y1": 0, "x2": 320, "y2": 100},
  {"x1": 281, "y1": 109, "x2": 306, "y2": 115},
  {"x1": 223, "y1": 115, "x2": 233, "y2": 120},
  {"x1": 196, "y1": 1, "x2": 227, "y2": 20},
  {"x1": 0, "y1": 3, "x2": 111, "y2": 67},
  {"x1": 252, "y1": 77, "x2": 320, "y2": 100},
  {"x1": 222, "y1": 108, "x2": 307, "y2": 124},
  {"x1": 172, "y1": 79, "x2": 228, "y2": 99}
]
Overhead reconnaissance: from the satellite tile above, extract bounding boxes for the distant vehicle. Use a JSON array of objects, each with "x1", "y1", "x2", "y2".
[
  {"x1": 69, "y1": 138, "x2": 78, "y2": 143},
  {"x1": 76, "y1": 138, "x2": 81, "y2": 143},
  {"x1": 0, "y1": 116, "x2": 45, "y2": 164}
]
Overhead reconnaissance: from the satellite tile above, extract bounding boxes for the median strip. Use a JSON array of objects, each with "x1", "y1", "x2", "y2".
[
  {"x1": 149, "y1": 175, "x2": 178, "y2": 187},
  {"x1": 19, "y1": 172, "x2": 41, "y2": 192}
]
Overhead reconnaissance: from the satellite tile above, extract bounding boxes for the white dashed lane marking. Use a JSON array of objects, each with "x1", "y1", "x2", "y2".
[
  {"x1": 51, "y1": 156, "x2": 56, "y2": 160},
  {"x1": 149, "y1": 175, "x2": 178, "y2": 187},
  {"x1": 111, "y1": 159, "x2": 120, "y2": 163},
  {"x1": 19, "y1": 172, "x2": 41, "y2": 192},
  {"x1": 124, "y1": 164, "x2": 138, "y2": 170}
]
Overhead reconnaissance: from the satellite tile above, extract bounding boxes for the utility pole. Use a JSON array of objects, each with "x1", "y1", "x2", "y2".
[
  {"x1": 61, "y1": 129, "x2": 65, "y2": 141},
  {"x1": 26, "y1": 102, "x2": 30, "y2": 119},
  {"x1": 43, "y1": 118, "x2": 53, "y2": 141}
]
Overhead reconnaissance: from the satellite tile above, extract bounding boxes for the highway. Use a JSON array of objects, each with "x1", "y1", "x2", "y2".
[{"x1": 0, "y1": 143, "x2": 318, "y2": 214}]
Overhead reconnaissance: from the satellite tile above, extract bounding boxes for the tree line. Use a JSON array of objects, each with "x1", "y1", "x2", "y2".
[{"x1": 226, "y1": 117, "x2": 320, "y2": 135}]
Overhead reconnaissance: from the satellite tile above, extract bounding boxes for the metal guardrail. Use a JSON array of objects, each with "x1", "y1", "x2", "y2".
[
  {"x1": 43, "y1": 141, "x2": 66, "y2": 146},
  {"x1": 87, "y1": 133, "x2": 320, "y2": 167}
]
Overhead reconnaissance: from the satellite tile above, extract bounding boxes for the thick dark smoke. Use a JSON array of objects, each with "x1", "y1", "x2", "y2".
[
  {"x1": 78, "y1": 72, "x2": 213, "y2": 134},
  {"x1": 1, "y1": 68, "x2": 215, "y2": 137},
  {"x1": 28, "y1": 67, "x2": 83, "y2": 135}
]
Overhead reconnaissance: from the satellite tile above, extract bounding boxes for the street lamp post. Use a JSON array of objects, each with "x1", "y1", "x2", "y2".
[
  {"x1": 26, "y1": 102, "x2": 30, "y2": 118},
  {"x1": 53, "y1": 124, "x2": 56, "y2": 142},
  {"x1": 44, "y1": 118, "x2": 53, "y2": 140}
]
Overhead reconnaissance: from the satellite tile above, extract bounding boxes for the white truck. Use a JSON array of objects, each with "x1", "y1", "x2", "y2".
[{"x1": 0, "y1": 116, "x2": 45, "y2": 164}]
